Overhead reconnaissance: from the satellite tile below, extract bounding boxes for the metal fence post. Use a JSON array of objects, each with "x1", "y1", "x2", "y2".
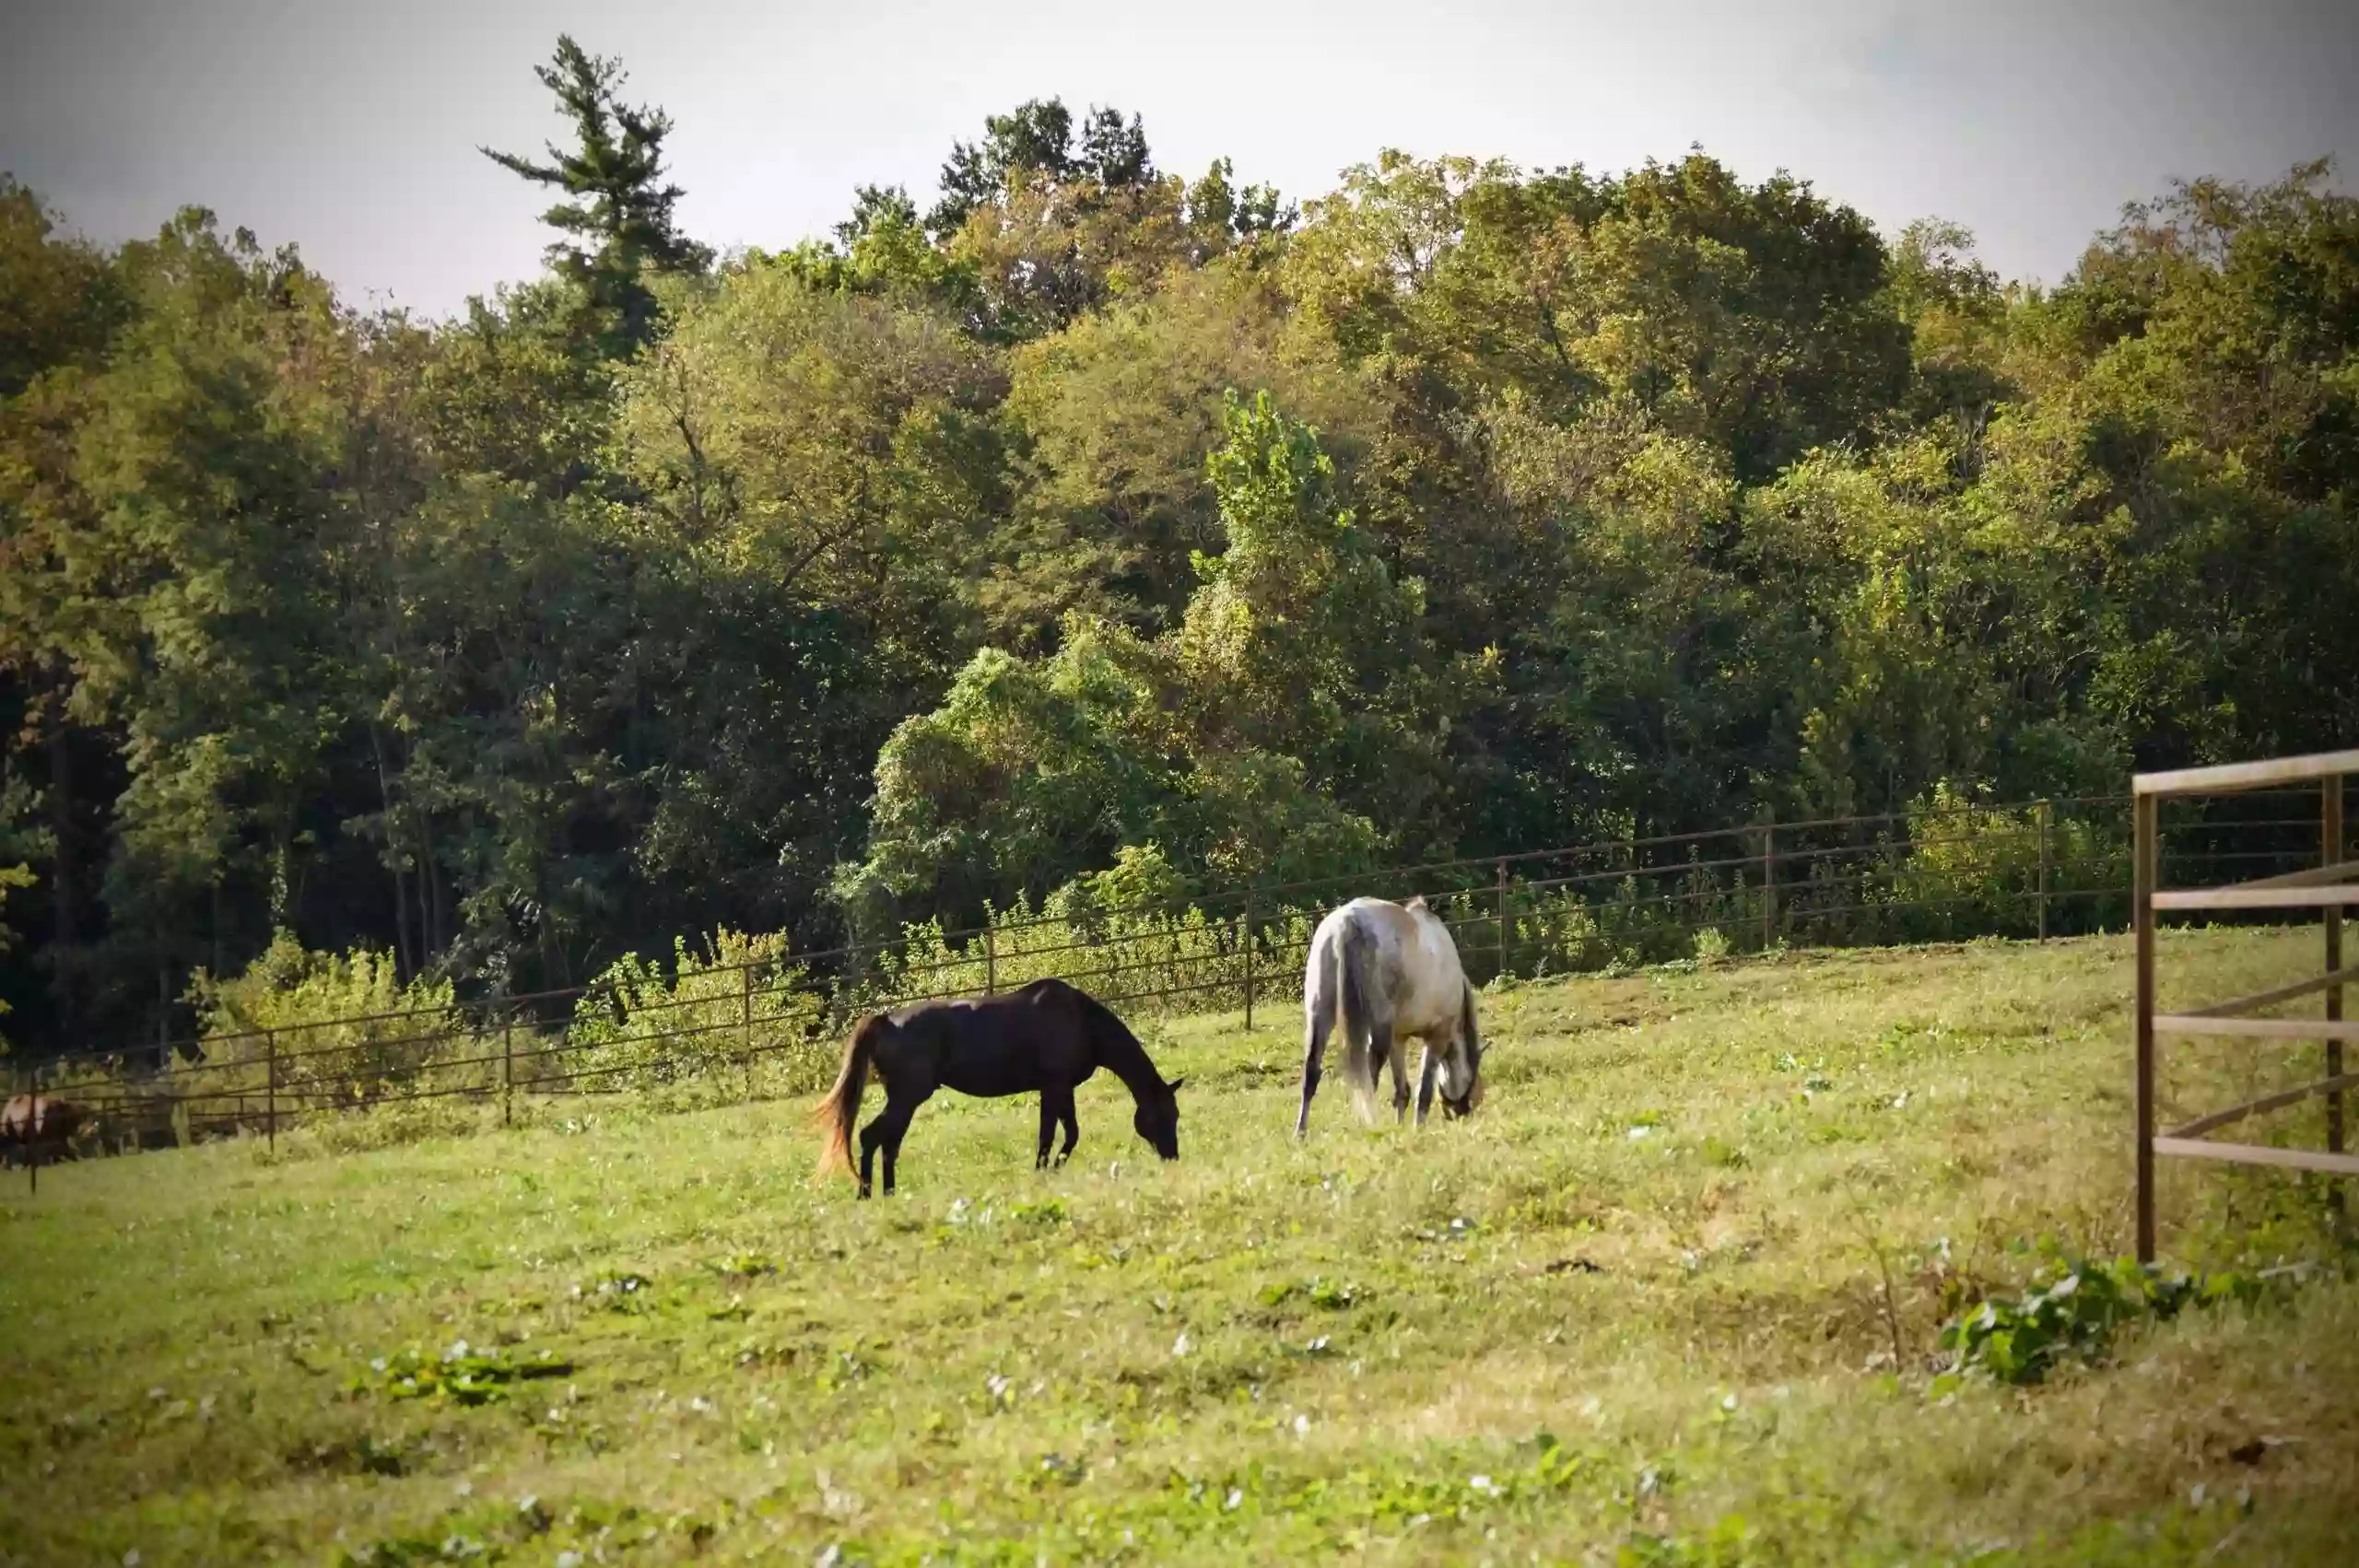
[
  {"x1": 1760, "y1": 817, "x2": 1777, "y2": 953},
  {"x1": 501, "y1": 1014, "x2": 514, "y2": 1129},
  {"x1": 2134, "y1": 791, "x2": 2159, "y2": 1264},
  {"x1": 1242, "y1": 892, "x2": 1256, "y2": 1031},
  {"x1": 2326, "y1": 775, "x2": 2345, "y2": 1165},
  {"x1": 741, "y1": 961, "x2": 756, "y2": 1102},
  {"x1": 1885, "y1": 828, "x2": 1900, "y2": 944},
  {"x1": 264, "y1": 1027, "x2": 277, "y2": 1153},
  {"x1": 1495, "y1": 860, "x2": 1511, "y2": 981},
  {"x1": 2036, "y1": 799, "x2": 2053, "y2": 942},
  {"x1": 984, "y1": 926, "x2": 997, "y2": 997},
  {"x1": 26, "y1": 1058, "x2": 38, "y2": 1197}
]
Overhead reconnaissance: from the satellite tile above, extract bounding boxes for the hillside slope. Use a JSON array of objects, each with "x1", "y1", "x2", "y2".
[{"x1": 2, "y1": 930, "x2": 2354, "y2": 1564}]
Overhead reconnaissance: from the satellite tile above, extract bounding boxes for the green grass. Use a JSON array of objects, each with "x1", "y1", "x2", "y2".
[{"x1": 4, "y1": 929, "x2": 2355, "y2": 1566}]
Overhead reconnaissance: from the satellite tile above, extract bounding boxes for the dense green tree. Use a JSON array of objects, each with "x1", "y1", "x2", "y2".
[
  {"x1": 414, "y1": 276, "x2": 619, "y2": 500},
  {"x1": 1173, "y1": 392, "x2": 1438, "y2": 812},
  {"x1": 1181, "y1": 158, "x2": 1296, "y2": 261},
  {"x1": 1285, "y1": 150, "x2": 1909, "y2": 481},
  {"x1": 998, "y1": 261, "x2": 1376, "y2": 638},
  {"x1": 0, "y1": 178, "x2": 125, "y2": 399},
  {"x1": 927, "y1": 99, "x2": 1156, "y2": 239},
  {"x1": 839, "y1": 392, "x2": 1427, "y2": 928},
  {"x1": 758, "y1": 186, "x2": 985, "y2": 316},
  {"x1": 0, "y1": 212, "x2": 371, "y2": 1037},
  {"x1": 3, "y1": 53, "x2": 2353, "y2": 1059},
  {"x1": 613, "y1": 261, "x2": 1004, "y2": 638},
  {"x1": 0, "y1": 181, "x2": 131, "y2": 1040},
  {"x1": 923, "y1": 98, "x2": 1283, "y2": 342}
]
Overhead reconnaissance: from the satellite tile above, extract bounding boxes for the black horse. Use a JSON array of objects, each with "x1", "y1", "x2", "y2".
[{"x1": 814, "y1": 978, "x2": 1183, "y2": 1198}]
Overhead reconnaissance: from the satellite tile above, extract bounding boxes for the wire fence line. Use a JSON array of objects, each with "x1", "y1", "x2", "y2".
[{"x1": 13, "y1": 786, "x2": 2350, "y2": 1160}]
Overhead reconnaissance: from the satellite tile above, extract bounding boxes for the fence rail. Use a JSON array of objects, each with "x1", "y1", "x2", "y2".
[
  {"x1": 2133, "y1": 751, "x2": 2359, "y2": 1261},
  {"x1": 11, "y1": 785, "x2": 2348, "y2": 1166}
]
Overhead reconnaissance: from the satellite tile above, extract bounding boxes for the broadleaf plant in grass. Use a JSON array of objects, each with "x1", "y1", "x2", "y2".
[{"x1": 1939, "y1": 1252, "x2": 2259, "y2": 1386}]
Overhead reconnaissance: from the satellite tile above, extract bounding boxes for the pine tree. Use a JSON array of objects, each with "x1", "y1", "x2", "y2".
[
  {"x1": 483, "y1": 35, "x2": 710, "y2": 352},
  {"x1": 925, "y1": 98, "x2": 1156, "y2": 239}
]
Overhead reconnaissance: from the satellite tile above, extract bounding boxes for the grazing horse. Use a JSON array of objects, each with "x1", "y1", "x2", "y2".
[
  {"x1": 1, "y1": 1094, "x2": 88, "y2": 1169},
  {"x1": 1297, "y1": 895, "x2": 1485, "y2": 1135},
  {"x1": 814, "y1": 977, "x2": 1183, "y2": 1198}
]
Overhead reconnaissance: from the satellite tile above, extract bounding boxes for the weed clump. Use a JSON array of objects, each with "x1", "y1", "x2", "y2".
[
  {"x1": 577, "y1": 1271, "x2": 655, "y2": 1312},
  {"x1": 1938, "y1": 1255, "x2": 2259, "y2": 1386},
  {"x1": 353, "y1": 1341, "x2": 574, "y2": 1406},
  {"x1": 708, "y1": 1252, "x2": 780, "y2": 1279}
]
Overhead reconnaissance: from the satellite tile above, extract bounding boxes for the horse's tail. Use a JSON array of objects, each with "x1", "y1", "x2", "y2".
[
  {"x1": 812, "y1": 1014, "x2": 886, "y2": 1179},
  {"x1": 1338, "y1": 915, "x2": 1381, "y2": 1125}
]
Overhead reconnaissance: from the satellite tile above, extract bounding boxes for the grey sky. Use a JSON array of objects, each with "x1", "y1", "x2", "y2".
[{"x1": 5, "y1": 0, "x2": 2354, "y2": 319}]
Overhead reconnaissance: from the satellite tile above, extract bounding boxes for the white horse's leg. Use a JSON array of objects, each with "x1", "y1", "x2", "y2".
[
  {"x1": 1381, "y1": 1022, "x2": 1411, "y2": 1123},
  {"x1": 1297, "y1": 991, "x2": 1334, "y2": 1138},
  {"x1": 1414, "y1": 1042, "x2": 1439, "y2": 1125}
]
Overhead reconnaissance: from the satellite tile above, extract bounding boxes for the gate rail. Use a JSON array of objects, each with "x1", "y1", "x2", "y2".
[{"x1": 2135, "y1": 749, "x2": 2359, "y2": 1261}]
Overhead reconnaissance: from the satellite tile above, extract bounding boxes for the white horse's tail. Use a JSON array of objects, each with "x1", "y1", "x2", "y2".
[{"x1": 1337, "y1": 915, "x2": 1381, "y2": 1125}]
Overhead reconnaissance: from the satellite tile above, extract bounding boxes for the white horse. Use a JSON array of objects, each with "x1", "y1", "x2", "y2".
[{"x1": 1296, "y1": 895, "x2": 1485, "y2": 1135}]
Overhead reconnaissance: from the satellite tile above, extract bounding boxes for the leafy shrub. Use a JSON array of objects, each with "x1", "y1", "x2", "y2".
[
  {"x1": 185, "y1": 930, "x2": 485, "y2": 1111},
  {"x1": 1043, "y1": 843, "x2": 1194, "y2": 942},
  {"x1": 1938, "y1": 1254, "x2": 2257, "y2": 1385},
  {"x1": 1508, "y1": 890, "x2": 1618, "y2": 977},
  {"x1": 565, "y1": 928, "x2": 831, "y2": 1095},
  {"x1": 1895, "y1": 783, "x2": 2042, "y2": 937},
  {"x1": 1894, "y1": 782, "x2": 2125, "y2": 940},
  {"x1": 853, "y1": 889, "x2": 1270, "y2": 1021}
]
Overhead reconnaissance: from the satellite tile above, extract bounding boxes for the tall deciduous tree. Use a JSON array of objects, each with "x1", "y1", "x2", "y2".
[{"x1": 837, "y1": 392, "x2": 1431, "y2": 930}]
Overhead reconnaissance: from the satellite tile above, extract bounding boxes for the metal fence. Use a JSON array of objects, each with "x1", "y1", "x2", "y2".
[
  {"x1": 2132, "y1": 752, "x2": 2359, "y2": 1262},
  {"x1": 12, "y1": 786, "x2": 2346, "y2": 1164}
]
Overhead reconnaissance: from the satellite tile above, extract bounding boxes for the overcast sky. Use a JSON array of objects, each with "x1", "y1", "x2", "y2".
[{"x1": 5, "y1": 0, "x2": 2355, "y2": 319}]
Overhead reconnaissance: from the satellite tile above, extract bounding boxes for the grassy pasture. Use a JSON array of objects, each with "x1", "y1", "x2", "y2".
[{"x1": 2, "y1": 929, "x2": 2354, "y2": 1565}]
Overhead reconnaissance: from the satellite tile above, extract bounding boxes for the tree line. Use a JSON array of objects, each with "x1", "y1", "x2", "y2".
[{"x1": 4, "y1": 35, "x2": 2354, "y2": 1057}]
